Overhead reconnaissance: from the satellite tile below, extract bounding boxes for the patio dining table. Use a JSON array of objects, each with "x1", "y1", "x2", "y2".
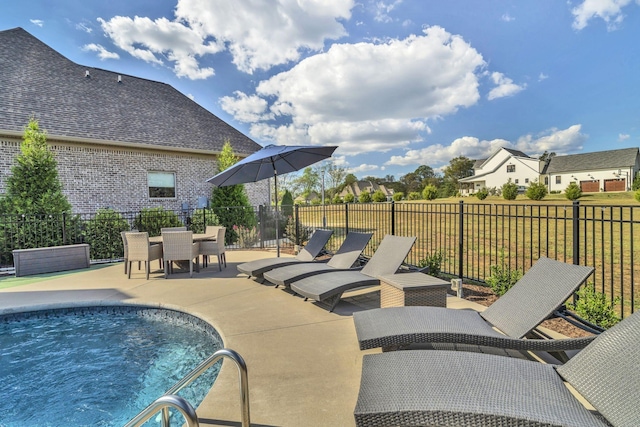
[
  {"x1": 149, "y1": 232, "x2": 217, "y2": 273},
  {"x1": 148, "y1": 232, "x2": 217, "y2": 245}
]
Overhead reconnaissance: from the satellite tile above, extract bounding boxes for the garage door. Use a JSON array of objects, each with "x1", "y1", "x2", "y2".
[
  {"x1": 604, "y1": 178, "x2": 626, "y2": 192},
  {"x1": 580, "y1": 180, "x2": 599, "y2": 193}
]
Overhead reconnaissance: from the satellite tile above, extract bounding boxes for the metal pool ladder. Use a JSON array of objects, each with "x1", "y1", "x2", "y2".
[{"x1": 123, "y1": 348, "x2": 250, "y2": 427}]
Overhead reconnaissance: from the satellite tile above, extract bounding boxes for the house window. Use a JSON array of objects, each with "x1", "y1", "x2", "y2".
[
  {"x1": 544, "y1": 177, "x2": 549, "y2": 185},
  {"x1": 525, "y1": 178, "x2": 529, "y2": 184},
  {"x1": 506, "y1": 165, "x2": 515, "y2": 173},
  {"x1": 556, "y1": 176, "x2": 561, "y2": 184},
  {"x1": 148, "y1": 172, "x2": 176, "y2": 198},
  {"x1": 515, "y1": 179, "x2": 519, "y2": 184}
]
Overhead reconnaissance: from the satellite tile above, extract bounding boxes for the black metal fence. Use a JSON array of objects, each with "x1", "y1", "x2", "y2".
[{"x1": 2, "y1": 201, "x2": 637, "y2": 318}]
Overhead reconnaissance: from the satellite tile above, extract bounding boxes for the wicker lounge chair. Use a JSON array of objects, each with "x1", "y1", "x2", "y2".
[
  {"x1": 354, "y1": 257, "x2": 595, "y2": 353},
  {"x1": 354, "y1": 309, "x2": 640, "y2": 427},
  {"x1": 263, "y1": 232, "x2": 373, "y2": 289},
  {"x1": 289, "y1": 235, "x2": 416, "y2": 312},
  {"x1": 162, "y1": 231, "x2": 200, "y2": 278},
  {"x1": 199, "y1": 227, "x2": 227, "y2": 271},
  {"x1": 124, "y1": 232, "x2": 163, "y2": 280},
  {"x1": 237, "y1": 229, "x2": 333, "y2": 281}
]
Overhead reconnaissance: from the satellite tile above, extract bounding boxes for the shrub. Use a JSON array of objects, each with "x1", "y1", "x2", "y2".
[
  {"x1": 635, "y1": 189, "x2": 640, "y2": 203},
  {"x1": 233, "y1": 225, "x2": 259, "y2": 248},
  {"x1": 82, "y1": 208, "x2": 130, "y2": 260},
  {"x1": 407, "y1": 191, "x2": 422, "y2": 200},
  {"x1": 566, "y1": 283, "x2": 620, "y2": 329},
  {"x1": 189, "y1": 208, "x2": 220, "y2": 234},
  {"x1": 372, "y1": 189, "x2": 387, "y2": 202},
  {"x1": 344, "y1": 193, "x2": 355, "y2": 203},
  {"x1": 633, "y1": 176, "x2": 640, "y2": 191},
  {"x1": 358, "y1": 192, "x2": 372, "y2": 203},
  {"x1": 311, "y1": 198, "x2": 322, "y2": 205},
  {"x1": 392, "y1": 192, "x2": 404, "y2": 201},
  {"x1": 133, "y1": 207, "x2": 182, "y2": 236},
  {"x1": 418, "y1": 251, "x2": 444, "y2": 277},
  {"x1": 422, "y1": 185, "x2": 438, "y2": 201},
  {"x1": 485, "y1": 249, "x2": 523, "y2": 296},
  {"x1": 332, "y1": 194, "x2": 343, "y2": 204},
  {"x1": 501, "y1": 180, "x2": 518, "y2": 200},
  {"x1": 475, "y1": 187, "x2": 489, "y2": 200},
  {"x1": 284, "y1": 215, "x2": 312, "y2": 245},
  {"x1": 565, "y1": 182, "x2": 582, "y2": 200},
  {"x1": 525, "y1": 180, "x2": 548, "y2": 201}
]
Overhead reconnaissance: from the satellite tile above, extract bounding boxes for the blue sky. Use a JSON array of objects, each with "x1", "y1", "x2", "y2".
[{"x1": 1, "y1": 0, "x2": 639, "y2": 180}]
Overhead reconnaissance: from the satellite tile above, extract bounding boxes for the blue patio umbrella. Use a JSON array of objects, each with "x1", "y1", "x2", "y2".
[{"x1": 206, "y1": 144, "x2": 338, "y2": 256}]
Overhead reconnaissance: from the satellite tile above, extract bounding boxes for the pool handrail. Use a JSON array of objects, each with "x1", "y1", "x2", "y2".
[
  {"x1": 123, "y1": 348, "x2": 250, "y2": 427},
  {"x1": 122, "y1": 394, "x2": 199, "y2": 427}
]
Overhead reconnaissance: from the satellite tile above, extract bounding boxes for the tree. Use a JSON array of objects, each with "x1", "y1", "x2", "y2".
[
  {"x1": 441, "y1": 156, "x2": 474, "y2": 197},
  {"x1": 525, "y1": 180, "x2": 548, "y2": 201},
  {"x1": 293, "y1": 167, "x2": 320, "y2": 197},
  {"x1": 565, "y1": 182, "x2": 582, "y2": 200},
  {"x1": 326, "y1": 162, "x2": 347, "y2": 190},
  {"x1": 210, "y1": 141, "x2": 256, "y2": 244},
  {"x1": 281, "y1": 190, "x2": 294, "y2": 218},
  {"x1": 400, "y1": 172, "x2": 422, "y2": 194},
  {"x1": 539, "y1": 151, "x2": 556, "y2": 163},
  {"x1": 358, "y1": 192, "x2": 372, "y2": 203},
  {"x1": 343, "y1": 173, "x2": 358, "y2": 187},
  {"x1": 0, "y1": 118, "x2": 71, "y2": 215}
]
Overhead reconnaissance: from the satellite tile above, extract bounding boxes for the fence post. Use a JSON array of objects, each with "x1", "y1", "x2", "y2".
[
  {"x1": 259, "y1": 205, "x2": 265, "y2": 249},
  {"x1": 390, "y1": 200, "x2": 395, "y2": 235},
  {"x1": 62, "y1": 212, "x2": 67, "y2": 244},
  {"x1": 572, "y1": 200, "x2": 580, "y2": 265},
  {"x1": 294, "y1": 204, "x2": 300, "y2": 246},
  {"x1": 458, "y1": 200, "x2": 464, "y2": 279},
  {"x1": 344, "y1": 203, "x2": 349, "y2": 235}
]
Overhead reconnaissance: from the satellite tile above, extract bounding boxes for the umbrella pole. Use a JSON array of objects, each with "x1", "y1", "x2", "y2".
[{"x1": 274, "y1": 170, "x2": 280, "y2": 257}]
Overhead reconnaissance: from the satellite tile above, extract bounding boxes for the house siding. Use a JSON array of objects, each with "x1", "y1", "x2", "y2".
[{"x1": 0, "y1": 137, "x2": 269, "y2": 213}]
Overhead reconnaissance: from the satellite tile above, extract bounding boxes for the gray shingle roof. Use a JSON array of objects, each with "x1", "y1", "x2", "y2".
[
  {"x1": 503, "y1": 148, "x2": 529, "y2": 158},
  {"x1": 0, "y1": 27, "x2": 261, "y2": 155},
  {"x1": 544, "y1": 147, "x2": 639, "y2": 174}
]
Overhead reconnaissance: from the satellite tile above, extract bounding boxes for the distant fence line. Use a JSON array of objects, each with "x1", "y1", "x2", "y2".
[{"x1": 1, "y1": 201, "x2": 637, "y2": 318}]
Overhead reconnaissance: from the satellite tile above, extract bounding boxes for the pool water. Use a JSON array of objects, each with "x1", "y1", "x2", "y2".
[{"x1": 0, "y1": 306, "x2": 223, "y2": 427}]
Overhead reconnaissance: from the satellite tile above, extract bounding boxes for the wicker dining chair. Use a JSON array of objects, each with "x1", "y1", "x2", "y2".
[
  {"x1": 162, "y1": 231, "x2": 200, "y2": 278},
  {"x1": 200, "y1": 227, "x2": 226, "y2": 271},
  {"x1": 124, "y1": 232, "x2": 163, "y2": 280}
]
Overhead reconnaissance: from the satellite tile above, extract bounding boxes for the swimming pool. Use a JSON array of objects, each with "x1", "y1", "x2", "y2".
[{"x1": 0, "y1": 305, "x2": 223, "y2": 427}]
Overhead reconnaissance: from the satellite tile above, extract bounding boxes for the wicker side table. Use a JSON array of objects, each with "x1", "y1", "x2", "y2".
[{"x1": 379, "y1": 272, "x2": 449, "y2": 308}]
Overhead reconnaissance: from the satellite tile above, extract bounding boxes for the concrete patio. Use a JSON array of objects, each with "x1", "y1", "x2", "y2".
[{"x1": 0, "y1": 250, "x2": 561, "y2": 426}]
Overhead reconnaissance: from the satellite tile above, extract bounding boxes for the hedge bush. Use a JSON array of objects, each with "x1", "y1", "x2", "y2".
[{"x1": 83, "y1": 208, "x2": 130, "y2": 260}]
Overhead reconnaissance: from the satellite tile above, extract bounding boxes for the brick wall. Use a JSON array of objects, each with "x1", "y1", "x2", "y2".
[{"x1": 0, "y1": 138, "x2": 270, "y2": 213}]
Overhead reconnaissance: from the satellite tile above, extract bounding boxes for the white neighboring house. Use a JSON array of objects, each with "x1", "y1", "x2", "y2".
[
  {"x1": 459, "y1": 147, "x2": 640, "y2": 195},
  {"x1": 459, "y1": 148, "x2": 542, "y2": 195},
  {"x1": 543, "y1": 147, "x2": 639, "y2": 193}
]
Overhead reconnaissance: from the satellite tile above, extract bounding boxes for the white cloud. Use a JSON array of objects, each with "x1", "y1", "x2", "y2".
[
  {"x1": 82, "y1": 43, "x2": 120, "y2": 60},
  {"x1": 501, "y1": 13, "x2": 515, "y2": 22},
  {"x1": 97, "y1": 16, "x2": 219, "y2": 79},
  {"x1": 619, "y1": 133, "x2": 631, "y2": 141},
  {"x1": 385, "y1": 125, "x2": 587, "y2": 167},
  {"x1": 350, "y1": 163, "x2": 380, "y2": 173},
  {"x1": 76, "y1": 22, "x2": 92, "y2": 33},
  {"x1": 220, "y1": 91, "x2": 272, "y2": 123},
  {"x1": 175, "y1": 0, "x2": 353, "y2": 73},
  {"x1": 513, "y1": 124, "x2": 587, "y2": 156},
  {"x1": 487, "y1": 71, "x2": 526, "y2": 100},
  {"x1": 97, "y1": 0, "x2": 353, "y2": 77},
  {"x1": 234, "y1": 26, "x2": 485, "y2": 151},
  {"x1": 538, "y1": 72, "x2": 549, "y2": 81},
  {"x1": 571, "y1": 0, "x2": 635, "y2": 31},
  {"x1": 30, "y1": 19, "x2": 44, "y2": 27},
  {"x1": 372, "y1": 0, "x2": 403, "y2": 23}
]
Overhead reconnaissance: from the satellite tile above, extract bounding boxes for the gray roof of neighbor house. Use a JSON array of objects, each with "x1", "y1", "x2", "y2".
[
  {"x1": 544, "y1": 147, "x2": 639, "y2": 174},
  {"x1": 0, "y1": 27, "x2": 261, "y2": 155},
  {"x1": 503, "y1": 148, "x2": 529, "y2": 158}
]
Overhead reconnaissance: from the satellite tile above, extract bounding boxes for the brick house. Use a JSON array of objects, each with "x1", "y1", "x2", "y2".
[
  {"x1": 0, "y1": 27, "x2": 267, "y2": 214},
  {"x1": 340, "y1": 180, "x2": 394, "y2": 201}
]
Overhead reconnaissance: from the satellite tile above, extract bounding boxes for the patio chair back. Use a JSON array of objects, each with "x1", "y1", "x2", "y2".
[
  {"x1": 480, "y1": 257, "x2": 594, "y2": 338},
  {"x1": 161, "y1": 226, "x2": 187, "y2": 233},
  {"x1": 124, "y1": 232, "x2": 163, "y2": 279},
  {"x1": 200, "y1": 227, "x2": 227, "y2": 270},
  {"x1": 205, "y1": 225, "x2": 224, "y2": 236},
  {"x1": 326, "y1": 232, "x2": 373, "y2": 269},
  {"x1": 360, "y1": 235, "x2": 417, "y2": 278},
  {"x1": 296, "y1": 229, "x2": 333, "y2": 262},
  {"x1": 162, "y1": 231, "x2": 196, "y2": 260},
  {"x1": 557, "y1": 310, "x2": 640, "y2": 426}
]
